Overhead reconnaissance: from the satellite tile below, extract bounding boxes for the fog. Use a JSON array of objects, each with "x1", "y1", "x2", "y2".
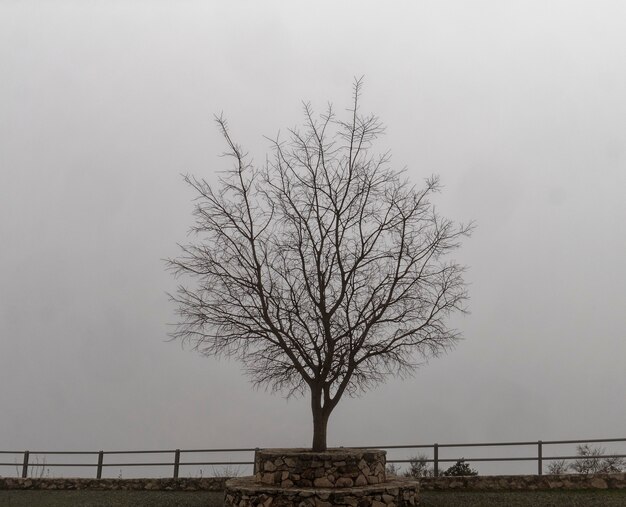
[{"x1": 1, "y1": 1, "x2": 625, "y2": 476}]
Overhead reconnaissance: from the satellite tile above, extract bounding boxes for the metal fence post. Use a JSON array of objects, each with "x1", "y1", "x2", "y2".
[
  {"x1": 173, "y1": 449, "x2": 181, "y2": 479},
  {"x1": 253, "y1": 447, "x2": 260, "y2": 475},
  {"x1": 21, "y1": 450, "x2": 30, "y2": 478},
  {"x1": 96, "y1": 451, "x2": 104, "y2": 479},
  {"x1": 537, "y1": 440, "x2": 543, "y2": 475},
  {"x1": 433, "y1": 443, "x2": 439, "y2": 477}
]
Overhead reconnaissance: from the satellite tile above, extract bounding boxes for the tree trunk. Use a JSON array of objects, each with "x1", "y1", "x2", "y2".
[{"x1": 311, "y1": 387, "x2": 330, "y2": 452}]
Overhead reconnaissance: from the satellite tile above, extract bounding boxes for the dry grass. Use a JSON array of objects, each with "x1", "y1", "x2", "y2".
[
  {"x1": 420, "y1": 489, "x2": 626, "y2": 506},
  {"x1": 1, "y1": 488, "x2": 625, "y2": 506}
]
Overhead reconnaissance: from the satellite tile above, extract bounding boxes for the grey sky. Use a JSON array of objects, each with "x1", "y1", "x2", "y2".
[{"x1": 1, "y1": 0, "x2": 625, "y2": 474}]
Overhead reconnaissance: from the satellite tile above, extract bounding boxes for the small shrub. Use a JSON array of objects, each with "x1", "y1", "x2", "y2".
[
  {"x1": 570, "y1": 444, "x2": 625, "y2": 474},
  {"x1": 386, "y1": 463, "x2": 401, "y2": 476},
  {"x1": 547, "y1": 459, "x2": 568, "y2": 474},
  {"x1": 14, "y1": 457, "x2": 49, "y2": 479},
  {"x1": 441, "y1": 459, "x2": 478, "y2": 477},
  {"x1": 403, "y1": 454, "x2": 434, "y2": 478}
]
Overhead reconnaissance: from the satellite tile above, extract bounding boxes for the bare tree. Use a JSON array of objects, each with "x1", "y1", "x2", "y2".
[
  {"x1": 570, "y1": 444, "x2": 626, "y2": 474},
  {"x1": 168, "y1": 80, "x2": 472, "y2": 451}
]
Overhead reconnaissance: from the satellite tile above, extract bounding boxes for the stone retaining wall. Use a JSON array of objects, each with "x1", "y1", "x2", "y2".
[
  {"x1": 2, "y1": 472, "x2": 624, "y2": 492},
  {"x1": 0, "y1": 477, "x2": 226, "y2": 491},
  {"x1": 226, "y1": 476, "x2": 418, "y2": 507},
  {"x1": 255, "y1": 448, "x2": 386, "y2": 488},
  {"x1": 418, "y1": 472, "x2": 626, "y2": 491}
]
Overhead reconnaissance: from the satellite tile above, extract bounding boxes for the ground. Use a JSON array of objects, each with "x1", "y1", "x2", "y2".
[{"x1": 1, "y1": 489, "x2": 626, "y2": 506}]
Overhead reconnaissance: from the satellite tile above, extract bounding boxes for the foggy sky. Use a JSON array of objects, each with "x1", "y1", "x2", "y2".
[{"x1": 1, "y1": 1, "x2": 625, "y2": 474}]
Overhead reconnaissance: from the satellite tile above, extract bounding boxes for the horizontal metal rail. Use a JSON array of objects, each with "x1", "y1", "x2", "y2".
[
  {"x1": 388, "y1": 454, "x2": 626, "y2": 463},
  {"x1": 436, "y1": 437, "x2": 626, "y2": 448},
  {"x1": 0, "y1": 461, "x2": 254, "y2": 467},
  {"x1": 1, "y1": 438, "x2": 623, "y2": 479}
]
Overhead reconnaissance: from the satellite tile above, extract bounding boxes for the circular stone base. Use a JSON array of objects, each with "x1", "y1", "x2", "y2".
[
  {"x1": 225, "y1": 476, "x2": 419, "y2": 507},
  {"x1": 255, "y1": 448, "x2": 386, "y2": 488}
]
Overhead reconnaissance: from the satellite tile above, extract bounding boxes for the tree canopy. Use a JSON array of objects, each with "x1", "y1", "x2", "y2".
[{"x1": 168, "y1": 80, "x2": 472, "y2": 450}]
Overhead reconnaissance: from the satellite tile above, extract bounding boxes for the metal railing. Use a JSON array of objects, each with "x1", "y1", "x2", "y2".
[
  {"x1": 1, "y1": 437, "x2": 625, "y2": 479},
  {"x1": 372, "y1": 437, "x2": 626, "y2": 477},
  {"x1": 0, "y1": 447, "x2": 257, "y2": 479}
]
